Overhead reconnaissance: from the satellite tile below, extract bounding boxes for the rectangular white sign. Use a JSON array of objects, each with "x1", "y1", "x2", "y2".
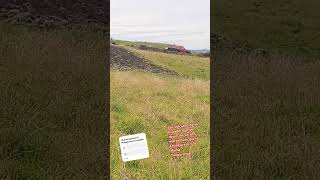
[{"x1": 119, "y1": 133, "x2": 149, "y2": 162}]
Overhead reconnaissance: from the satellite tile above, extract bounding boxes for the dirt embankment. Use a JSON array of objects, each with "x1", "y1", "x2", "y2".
[
  {"x1": 111, "y1": 45, "x2": 179, "y2": 76},
  {"x1": 0, "y1": 0, "x2": 108, "y2": 29}
]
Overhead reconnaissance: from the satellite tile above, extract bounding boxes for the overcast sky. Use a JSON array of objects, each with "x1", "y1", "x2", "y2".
[{"x1": 111, "y1": 0, "x2": 210, "y2": 50}]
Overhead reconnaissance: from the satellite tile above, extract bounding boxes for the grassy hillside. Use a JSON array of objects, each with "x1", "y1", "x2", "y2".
[
  {"x1": 125, "y1": 46, "x2": 210, "y2": 80},
  {"x1": 110, "y1": 71, "x2": 210, "y2": 179},
  {"x1": 110, "y1": 41, "x2": 210, "y2": 179},
  {"x1": 213, "y1": 0, "x2": 320, "y2": 57},
  {"x1": 113, "y1": 39, "x2": 175, "y2": 49},
  {"x1": 0, "y1": 22, "x2": 107, "y2": 179}
]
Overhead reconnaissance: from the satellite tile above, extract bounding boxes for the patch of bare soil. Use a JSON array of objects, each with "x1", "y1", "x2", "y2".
[
  {"x1": 111, "y1": 45, "x2": 179, "y2": 76},
  {"x1": 0, "y1": 0, "x2": 108, "y2": 30}
]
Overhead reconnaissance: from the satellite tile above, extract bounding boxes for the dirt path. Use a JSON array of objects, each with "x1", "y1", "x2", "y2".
[{"x1": 110, "y1": 45, "x2": 179, "y2": 76}]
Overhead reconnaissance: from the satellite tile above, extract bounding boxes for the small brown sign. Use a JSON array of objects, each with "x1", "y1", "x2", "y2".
[{"x1": 167, "y1": 123, "x2": 198, "y2": 158}]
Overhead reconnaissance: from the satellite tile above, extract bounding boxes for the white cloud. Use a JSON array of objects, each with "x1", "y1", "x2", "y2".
[{"x1": 111, "y1": 0, "x2": 210, "y2": 49}]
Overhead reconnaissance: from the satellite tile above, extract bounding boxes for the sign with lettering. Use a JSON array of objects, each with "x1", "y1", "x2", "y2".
[
  {"x1": 167, "y1": 123, "x2": 198, "y2": 157},
  {"x1": 119, "y1": 133, "x2": 149, "y2": 162}
]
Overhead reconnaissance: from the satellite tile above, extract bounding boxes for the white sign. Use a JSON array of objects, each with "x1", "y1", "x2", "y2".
[{"x1": 119, "y1": 133, "x2": 149, "y2": 162}]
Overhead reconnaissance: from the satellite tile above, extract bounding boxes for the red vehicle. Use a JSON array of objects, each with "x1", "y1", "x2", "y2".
[
  {"x1": 177, "y1": 46, "x2": 190, "y2": 53},
  {"x1": 165, "y1": 45, "x2": 191, "y2": 54}
]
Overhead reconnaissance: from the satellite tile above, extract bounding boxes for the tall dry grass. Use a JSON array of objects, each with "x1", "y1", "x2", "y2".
[
  {"x1": 0, "y1": 23, "x2": 108, "y2": 179},
  {"x1": 212, "y1": 51, "x2": 320, "y2": 179},
  {"x1": 111, "y1": 70, "x2": 210, "y2": 179}
]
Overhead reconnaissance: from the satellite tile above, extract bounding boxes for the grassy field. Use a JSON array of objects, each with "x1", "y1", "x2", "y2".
[
  {"x1": 213, "y1": 0, "x2": 320, "y2": 57},
  {"x1": 212, "y1": 51, "x2": 320, "y2": 179},
  {"x1": 110, "y1": 42, "x2": 210, "y2": 179},
  {"x1": 0, "y1": 22, "x2": 108, "y2": 179},
  {"x1": 125, "y1": 46, "x2": 210, "y2": 80},
  {"x1": 110, "y1": 70, "x2": 210, "y2": 179},
  {"x1": 212, "y1": 1, "x2": 320, "y2": 178}
]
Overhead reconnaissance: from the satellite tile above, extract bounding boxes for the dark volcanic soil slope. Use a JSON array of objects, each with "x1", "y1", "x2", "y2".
[
  {"x1": 111, "y1": 45, "x2": 179, "y2": 76},
  {"x1": 0, "y1": 0, "x2": 108, "y2": 28}
]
